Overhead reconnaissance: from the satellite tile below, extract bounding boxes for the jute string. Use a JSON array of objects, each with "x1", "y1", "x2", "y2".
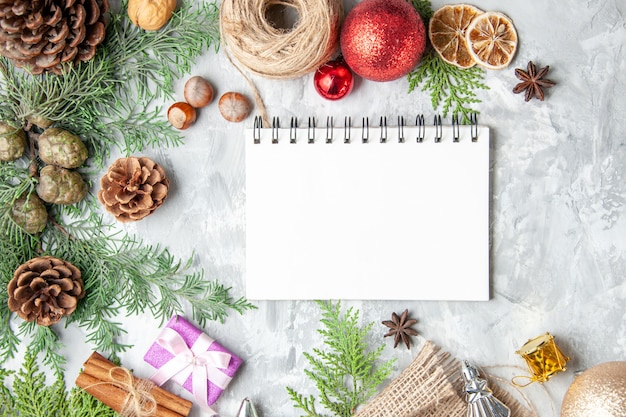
[
  {"x1": 84, "y1": 367, "x2": 157, "y2": 417},
  {"x1": 354, "y1": 341, "x2": 539, "y2": 417},
  {"x1": 484, "y1": 364, "x2": 557, "y2": 417},
  {"x1": 220, "y1": 0, "x2": 343, "y2": 79}
]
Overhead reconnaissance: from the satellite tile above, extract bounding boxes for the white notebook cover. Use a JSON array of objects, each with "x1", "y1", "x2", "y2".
[{"x1": 245, "y1": 120, "x2": 490, "y2": 300}]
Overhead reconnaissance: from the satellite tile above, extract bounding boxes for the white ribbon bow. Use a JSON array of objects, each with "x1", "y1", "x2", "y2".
[{"x1": 150, "y1": 327, "x2": 233, "y2": 413}]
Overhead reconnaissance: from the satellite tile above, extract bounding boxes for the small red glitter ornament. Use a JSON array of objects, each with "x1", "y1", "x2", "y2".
[
  {"x1": 340, "y1": 0, "x2": 426, "y2": 82},
  {"x1": 314, "y1": 57, "x2": 354, "y2": 100}
]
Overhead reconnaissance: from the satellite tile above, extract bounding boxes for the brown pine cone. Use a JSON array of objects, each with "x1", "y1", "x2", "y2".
[
  {"x1": 98, "y1": 156, "x2": 169, "y2": 222},
  {"x1": 0, "y1": 0, "x2": 109, "y2": 75},
  {"x1": 7, "y1": 256, "x2": 85, "y2": 326}
]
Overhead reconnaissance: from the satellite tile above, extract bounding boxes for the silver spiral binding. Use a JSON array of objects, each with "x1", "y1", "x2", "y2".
[
  {"x1": 379, "y1": 116, "x2": 387, "y2": 143},
  {"x1": 272, "y1": 116, "x2": 279, "y2": 144},
  {"x1": 344, "y1": 116, "x2": 351, "y2": 144},
  {"x1": 416, "y1": 114, "x2": 425, "y2": 142},
  {"x1": 252, "y1": 114, "x2": 479, "y2": 144},
  {"x1": 398, "y1": 116, "x2": 405, "y2": 143},
  {"x1": 452, "y1": 113, "x2": 460, "y2": 143},
  {"x1": 434, "y1": 114, "x2": 442, "y2": 143},
  {"x1": 290, "y1": 117, "x2": 297, "y2": 144},
  {"x1": 308, "y1": 117, "x2": 315, "y2": 144},
  {"x1": 326, "y1": 116, "x2": 333, "y2": 144},
  {"x1": 362, "y1": 117, "x2": 369, "y2": 143},
  {"x1": 253, "y1": 115, "x2": 262, "y2": 144},
  {"x1": 470, "y1": 112, "x2": 478, "y2": 142}
]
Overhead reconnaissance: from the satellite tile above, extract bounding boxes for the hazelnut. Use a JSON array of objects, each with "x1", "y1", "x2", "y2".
[
  {"x1": 218, "y1": 92, "x2": 252, "y2": 123},
  {"x1": 184, "y1": 76, "x2": 214, "y2": 108},
  {"x1": 167, "y1": 102, "x2": 196, "y2": 130}
]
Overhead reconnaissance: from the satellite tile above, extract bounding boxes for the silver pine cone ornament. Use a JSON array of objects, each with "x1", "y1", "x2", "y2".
[
  {"x1": 7, "y1": 256, "x2": 85, "y2": 326},
  {"x1": 0, "y1": 0, "x2": 110, "y2": 74}
]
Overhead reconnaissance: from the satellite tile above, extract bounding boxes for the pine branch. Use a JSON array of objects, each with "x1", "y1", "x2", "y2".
[
  {"x1": 9, "y1": 214, "x2": 255, "y2": 363},
  {"x1": 0, "y1": 349, "x2": 118, "y2": 417},
  {"x1": 68, "y1": 387, "x2": 118, "y2": 417},
  {"x1": 8, "y1": 350, "x2": 67, "y2": 416},
  {"x1": 0, "y1": 368, "x2": 15, "y2": 416},
  {"x1": 0, "y1": 1, "x2": 219, "y2": 167},
  {"x1": 0, "y1": 306, "x2": 19, "y2": 366},
  {"x1": 286, "y1": 388, "x2": 331, "y2": 417},
  {"x1": 17, "y1": 322, "x2": 67, "y2": 370},
  {"x1": 286, "y1": 301, "x2": 395, "y2": 417},
  {"x1": 408, "y1": 52, "x2": 488, "y2": 123},
  {"x1": 0, "y1": 0, "x2": 253, "y2": 374},
  {"x1": 0, "y1": 0, "x2": 251, "y2": 372},
  {"x1": 410, "y1": 0, "x2": 434, "y2": 22},
  {"x1": 106, "y1": 1, "x2": 220, "y2": 101}
]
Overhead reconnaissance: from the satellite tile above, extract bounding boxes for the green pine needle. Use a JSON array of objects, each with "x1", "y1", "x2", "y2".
[
  {"x1": 0, "y1": 350, "x2": 118, "y2": 417},
  {"x1": 3, "y1": 351, "x2": 68, "y2": 416},
  {"x1": 407, "y1": 0, "x2": 489, "y2": 123},
  {"x1": 286, "y1": 301, "x2": 395, "y2": 417},
  {"x1": 408, "y1": 53, "x2": 488, "y2": 123},
  {"x1": 410, "y1": 0, "x2": 434, "y2": 22},
  {"x1": 67, "y1": 387, "x2": 119, "y2": 417},
  {"x1": 0, "y1": 0, "x2": 255, "y2": 373}
]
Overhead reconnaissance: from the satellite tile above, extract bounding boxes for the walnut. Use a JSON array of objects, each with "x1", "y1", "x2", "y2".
[{"x1": 127, "y1": 0, "x2": 176, "y2": 31}]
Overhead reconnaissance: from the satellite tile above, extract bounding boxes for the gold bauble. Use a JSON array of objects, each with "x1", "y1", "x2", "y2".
[{"x1": 561, "y1": 361, "x2": 626, "y2": 417}]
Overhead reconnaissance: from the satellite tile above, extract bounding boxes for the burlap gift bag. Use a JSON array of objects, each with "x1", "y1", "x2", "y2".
[{"x1": 354, "y1": 341, "x2": 537, "y2": 417}]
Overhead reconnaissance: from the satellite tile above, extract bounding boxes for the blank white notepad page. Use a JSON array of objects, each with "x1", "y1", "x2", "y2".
[{"x1": 245, "y1": 122, "x2": 490, "y2": 300}]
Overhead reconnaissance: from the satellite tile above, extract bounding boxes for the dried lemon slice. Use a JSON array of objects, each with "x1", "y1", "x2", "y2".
[
  {"x1": 465, "y1": 11, "x2": 518, "y2": 70},
  {"x1": 429, "y1": 4, "x2": 484, "y2": 68}
]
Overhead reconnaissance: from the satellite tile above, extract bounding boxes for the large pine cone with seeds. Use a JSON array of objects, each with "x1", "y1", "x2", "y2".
[
  {"x1": 0, "y1": 0, "x2": 109, "y2": 74},
  {"x1": 98, "y1": 156, "x2": 169, "y2": 222},
  {"x1": 7, "y1": 256, "x2": 85, "y2": 326}
]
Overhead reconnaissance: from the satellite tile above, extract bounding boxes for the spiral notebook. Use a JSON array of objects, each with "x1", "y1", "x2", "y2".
[{"x1": 245, "y1": 115, "x2": 490, "y2": 300}]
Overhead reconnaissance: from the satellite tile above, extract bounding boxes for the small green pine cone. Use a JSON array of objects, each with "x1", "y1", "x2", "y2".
[
  {"x1": 0, "y1": 121, "x2": 27, "y2": 162},
  {"x1": 37, "y1": 127, "x2": 88, "y2": 169},
  {"x1": 36, "y1": 165, "x2": 88, "y2": 205},
  {"x1": 10, "y1": 193, "x2": 48, "y2": 234}
]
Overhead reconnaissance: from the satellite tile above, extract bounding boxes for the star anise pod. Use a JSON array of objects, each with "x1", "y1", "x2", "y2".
[
  {"x1": 382, "y1": 309, "x2": 418, "y2": 349},
  {"x1": 513, "y1": 61, "x2": 556, "y2": 101}
]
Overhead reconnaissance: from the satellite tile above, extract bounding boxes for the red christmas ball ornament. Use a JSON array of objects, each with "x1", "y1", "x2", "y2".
[
  {"x1": 314, "y1": 58, "x2": 354, "y2": 100},
  {"x1": 340, "y1": 0, "x2": 426, "y2": 82}
]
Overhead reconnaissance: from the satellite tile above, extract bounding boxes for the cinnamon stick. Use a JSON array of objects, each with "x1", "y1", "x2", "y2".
[
  {"x1": 76, "y1": 352, "x2": 192, "y2": 417},
  {"x1": 84, "y1": 352, "x2": 191, "y2": 415}
]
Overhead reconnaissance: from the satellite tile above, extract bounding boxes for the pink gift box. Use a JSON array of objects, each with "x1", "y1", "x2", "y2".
[{"x1": 144, "y1": 315, "x2": 242, "y2": 406}]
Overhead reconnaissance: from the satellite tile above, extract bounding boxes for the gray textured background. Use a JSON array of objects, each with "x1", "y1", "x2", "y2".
[{"x1": 6, "y1": 0, "x2": 626, "y2": 416}]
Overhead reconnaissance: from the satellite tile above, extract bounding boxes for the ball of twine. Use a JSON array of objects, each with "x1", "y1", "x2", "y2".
[{"x1": 220, "y1": 0, "x2": 343, "y2": 79}]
